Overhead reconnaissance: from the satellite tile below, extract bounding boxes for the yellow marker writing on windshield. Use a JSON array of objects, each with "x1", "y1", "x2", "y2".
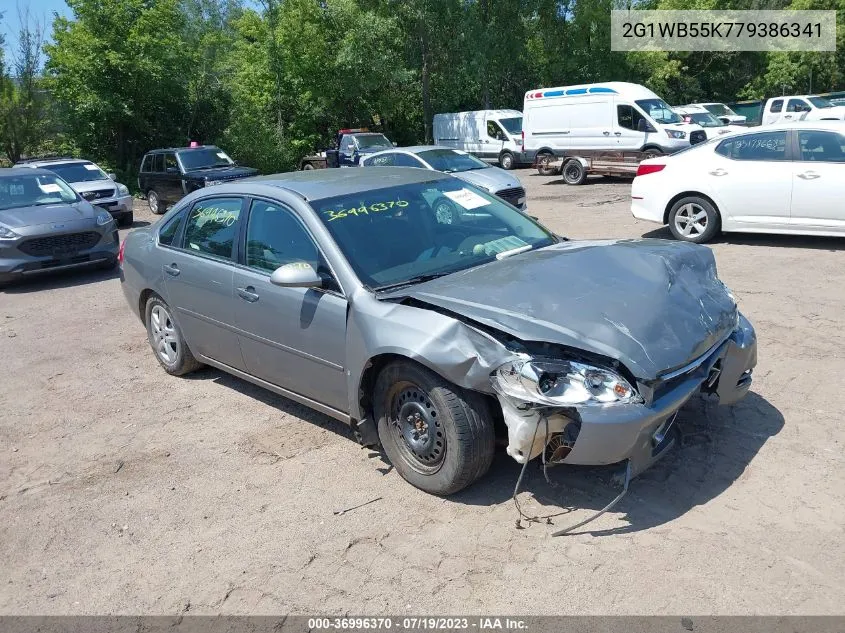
[{"x1": 324, "y1": 200, "x2": 408, "y2": 222}]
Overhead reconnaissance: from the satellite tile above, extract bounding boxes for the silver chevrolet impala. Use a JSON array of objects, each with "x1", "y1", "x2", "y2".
[{"x1": 119, "y1": 168, "x2": 756, "y2": 495}]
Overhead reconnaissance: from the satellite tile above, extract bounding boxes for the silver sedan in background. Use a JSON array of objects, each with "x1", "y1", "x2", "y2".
[{"x1": 360, "y1": 146, "x2": 527, "y2": 212}]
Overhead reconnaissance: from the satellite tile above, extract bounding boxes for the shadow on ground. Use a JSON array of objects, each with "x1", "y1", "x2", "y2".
[
  {"x1": 642, "y1": 226, "x2": 845, "y2": 251},
  {"x1": 451, "y1": 391, "x2": 783, "y2": 536},
  {"x1": 1, "y1": 265, "x2": 119, "y2": 294}
]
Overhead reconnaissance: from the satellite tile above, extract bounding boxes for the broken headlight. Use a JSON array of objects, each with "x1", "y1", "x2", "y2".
[{"x1": 492, "y1": 358, "x2": 639, "y2": 406}]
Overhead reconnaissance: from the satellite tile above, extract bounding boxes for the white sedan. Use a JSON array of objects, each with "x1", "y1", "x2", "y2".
[{"x1": 631, "y1": 121, "x2": 845, "y2": 243}]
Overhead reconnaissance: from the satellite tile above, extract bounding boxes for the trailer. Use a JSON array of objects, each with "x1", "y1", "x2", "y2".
[{"x1": 534, "y1": 150, "x2": 646, "y2": 185}]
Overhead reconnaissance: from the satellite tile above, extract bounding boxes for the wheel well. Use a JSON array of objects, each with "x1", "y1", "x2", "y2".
[
  {"x1": 641, "y1": 144, "x2": 664, "y2": 153},
  {"x1": 663, "y1": 191, "x2": 719, "y2": 225},
  {"x1": 536, "y1": 147, "x2": 554, "y2": 156},
  {"x1": 138, "y1": 289, "x2": 158, "y2": 324},
  {"x1": 356, "y1": 353, "x2": 503, "y2": 437}
]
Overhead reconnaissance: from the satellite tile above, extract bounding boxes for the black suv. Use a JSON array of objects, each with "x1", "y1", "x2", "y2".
[{"x1": 138, "y1": 145, "x2": 258, "y2": 214}]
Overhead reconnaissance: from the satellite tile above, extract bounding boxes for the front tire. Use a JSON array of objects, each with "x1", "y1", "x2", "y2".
[
  {"x1": 145, "y1": 295, "x2": 202, "y2": 376},
  {"x1": 643, "y1": 148, "x2": 664, "y2": 159},
  {"x1": 499, "y1": 151, "x2": 515, "y2": 170},
  {"x1": 668, "y1": 196, "x2": 720, "y2": 243},
  {"x1": 562, "y1": 159, "x2": 587, "y2": 185},
  {"x1": 147, "y1": 190, "x2": 165, "y2": 215},
  {"x1": 374, "y1": 361, "x2": 495, "y2": 496},
  {"x1": 302, "y1": 163, "x2": 315, "y2": 170}
]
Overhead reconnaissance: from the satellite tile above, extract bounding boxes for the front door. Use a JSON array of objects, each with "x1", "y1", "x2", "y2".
[
  {"x1": 233, "y1": 198, "x2": 348, "y2": 412},
  {"x1": 710, "y1": 130, "x2": 793, "y2": 228},
  {"x1": 614, "y1": 103, "x2": 649, "y2": 150},
  {"x1": 482, "y1": 120, "x2": 506, "y2": 161},
  {"x1": 163, "y1": 152, "x2": 184, "y2": 203},
  {"x1": 790, "y1": 129, "x2": 845, "y2": 232},
  {"x1": 163, "y1": 196, "x2": 247, "y2": 370}
]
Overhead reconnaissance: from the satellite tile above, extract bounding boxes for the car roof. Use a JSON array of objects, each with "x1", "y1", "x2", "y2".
[
  {"x1": 15, "y1": 157, "x2": 91, "y2": 167},
  {"x1": 243, "y1": 167, "x2": 449, "y2": 201},
  {"x1": 0, "y1": 167, "x2": 60, "y2": 178},
  {"x1": 369, "y1": 145, "x2": 454, "y2": 154},
  {"x1": 144, "y1": 145, "x2": 220, "y2": 154},
  {"x1": 744, "y1": 121, "x2": 845, "y2": 132},
  {"x1": 676, "y1": 105, "x2": 709, "y2": 113}
]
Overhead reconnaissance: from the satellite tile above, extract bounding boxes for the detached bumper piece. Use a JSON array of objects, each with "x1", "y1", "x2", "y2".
[{"x1": 496, "y1": 315, "x2": 757, "y2": 478}]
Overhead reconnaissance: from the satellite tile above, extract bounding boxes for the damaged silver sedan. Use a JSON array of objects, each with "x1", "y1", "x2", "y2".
[{"x1": 119, "y1": 167, "x2": 756, "y2": 495}]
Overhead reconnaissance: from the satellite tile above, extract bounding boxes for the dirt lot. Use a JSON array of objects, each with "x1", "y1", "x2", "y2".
[{"x1": 2, "y1": 171, "x2": 844, "y2": 615}]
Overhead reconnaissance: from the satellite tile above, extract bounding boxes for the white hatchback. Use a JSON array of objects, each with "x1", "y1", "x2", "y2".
[{"x1": 631, "y1": 122, "x2": 845, "y2": 243}]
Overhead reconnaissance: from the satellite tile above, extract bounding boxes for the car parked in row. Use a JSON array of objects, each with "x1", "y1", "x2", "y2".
[
  {"x1": 15, "y1": 157, "x2": 134, "y2": 227},
  {"x1": 138, "y1": 145, "x2": 258, "y2": 215},
  {"x1": 761, "y1": 95, "x2": 845, "y2": 125},
  {"x1": 360, "y1": 146, "x2": 527, "y2": 211},
  {"x1": 0, "y1": 168, "x2": 118, "y2": 287},
  {"x1": 674, "y1": 106, "x2": 746, "y2": 140},
  {"x1": 119, "y1": 168, "x2": 756, "y2": 495},
  {"x1": 631, "y1": 122, "x2": 845, "y2": 243},
  {"x1": 686, "y1": 102, "x2": 747, "y2": 125}
]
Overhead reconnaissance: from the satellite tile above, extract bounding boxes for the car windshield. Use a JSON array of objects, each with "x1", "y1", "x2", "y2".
[
  {"x1": 808, "y1": 96, "x2": 834, "y2": 109},
  {"x1": 355, "y1": 134, "x2": 393, "y2": 150},
  {"x1": 636, "y1": 99, "x2": 682, "y2": 124},
  {"x1": 44, "y1": 162, "x2": 110, "y2": 183},
  {"x1": 177, "y1": 148, "x2": 234, "y2": 170},
  {"x1": 703, "y1": 103, "x2": 735, "y2": 117},
  {"x1": 498, "y1": 117, "x2": 522, "y2": 135},
  {"x1": 684, "y1": 112, "x2": 725, "y2": 127},
  {"x1": 0, "y1": 173, "x2": 79, "y2": 211},
  {"x1": 416, "y1": 149, "x2": 488, "y2": 173},
  {"x1": 312, "y1": 179, "x2": 557, "y2": 289}
]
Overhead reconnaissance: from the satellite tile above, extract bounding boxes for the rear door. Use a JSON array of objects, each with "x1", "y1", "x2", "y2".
[
  {"x1": 763, "y1": 99, "x2": 784, "y2": 125},
  {"x1": 162, "y1": 196, "x2": 247, "y2": 370},
  {"x1": 784, "y1": 98, "x2": 812, "y2": 123},
  {"x1": 233, "y1": 198, "x2": 348, "y2": 411},
  {"x1": 709, "y1": 130, "x2": 793, "y2": 228},
  {"x1": 790, "y1": 129, "x2": 845, "y2": 232}
]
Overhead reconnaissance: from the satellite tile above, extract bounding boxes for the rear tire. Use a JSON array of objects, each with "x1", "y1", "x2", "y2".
[
  {"x1": 499, "y1": 151, "x2": 515, "y2": 170},
  {"x1": 144, "y1": 295, "x2": 202, "y2": 376},
  {"x1": 374, "y1": 360, "x2": 495, "y2": 496},
  {"x1": 147, "y1": 190, "x2": 165, "y2": 215},
  {"x1": 562, "y1": 159, "x2": 587, "y2": 185},
  {"x1": 302, "y1": 163, "x2": 315, "y2": 170},
  {"x1": 643, "y1": 148, "x2": 664, "y2": 159},
  {"x1": 668, "y1": 196, "x2": 720, "y2": 244},
  {"x1": 536, "y1": 152, "x2": 557, "y2": 176}
]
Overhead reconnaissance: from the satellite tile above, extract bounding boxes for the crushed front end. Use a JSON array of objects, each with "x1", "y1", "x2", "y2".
[{"x1": 491, "y1": 314, "x2": 757, "y2": 476}]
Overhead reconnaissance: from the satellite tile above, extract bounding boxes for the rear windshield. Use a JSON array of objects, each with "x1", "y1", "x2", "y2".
[
  {"x1": 0, "y1": 173, "x2": 79, "y2": 211},
  {"x1": 44, "y1": 162, "x2": 109, "y2": 183},
  {"x1": 355, "y1": 134, "x2": 393, "y2": 150},
  {"x1": 703, "y1": 103, "x2": 735, "y2": 117},
  {"x1": 177, "y1": 148, "x2": 234, "y2": 170}
]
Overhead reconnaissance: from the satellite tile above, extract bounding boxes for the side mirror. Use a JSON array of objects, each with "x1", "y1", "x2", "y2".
[
  {"x1": 269, "y1": 262, "x2": 323, "y2": 288},
  {"x1": 108, "y1": 172, "x2": 117, "y2": 181},
  {"x1": 392, "y1": 141, "x2": 398, "y2": 147}
]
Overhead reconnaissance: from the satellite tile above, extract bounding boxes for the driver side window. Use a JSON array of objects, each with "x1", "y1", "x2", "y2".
[
  {"x1": 487, "y1": 121, "x2": 504, "y2": 140},
  {"x1": 787, "y1": 99, "x2": 809, "y2": 113},
  {"x1": 245, "y1": 200, "x2": 338, "y2": 290},
  {"x1": 617, "y1": 105, "x2": 647, "y2": 131}
]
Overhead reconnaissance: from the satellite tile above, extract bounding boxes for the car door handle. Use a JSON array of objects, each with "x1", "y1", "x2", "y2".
[
  {"x1": 236, "y1": 286, "x2": 259, "y2": 302},
  {"x1": 163, "y1": 263, "x2": 180, "y2": 277},
  {"x1": 603, "y1": 131, "x2": 610, "y2": 136},
  {"x1": 709, "y1": 168, "x2": 728, "y2": 176},
  {"x1": 797, "y1": 171, "x2": 820, "y2": 180},
  {"x1": 784, "y1": 115, "x2": 792, "y2": 119},
  {"x1": 614, "y1": 132, "x2": 622, "y2": 136}
]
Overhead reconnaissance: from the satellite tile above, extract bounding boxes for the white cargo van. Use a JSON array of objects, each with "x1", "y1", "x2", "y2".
[
  {"x1": 522, "y1": 82, "x2": 706, "y2": 162},
  {"x1": 433, "y1": 109, "x2": 524, "y2": 170}
]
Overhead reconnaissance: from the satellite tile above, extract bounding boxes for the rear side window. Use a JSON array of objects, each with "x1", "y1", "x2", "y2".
[
  {"x1": 798, "y1": 130, "x2": 845, "y2": 162},
  {"x1": 364, "y1": 153, "x2": 395, "y2": 166},
  {"x1": 715, "y1": 131, "x2": 787, "y2": 161},
  {"x1": 181, "y1": 197, "x2": 243, "y2": 260},
  {"x1": 164, "y1": 153, "x2": 178, "y2": 172},
  {"x1": 140, "y1": 155, "x2": 150, "y2": 172},
  {"x1": 770, "y1": 99, "x2": 783, "y2": 113},
  {"x1": 158, "y1": 212, "x2": 184, "y2": 246},
  {"x1": 392, "y1": 153, "x2": 424, "y2": 168},
  {"x1": 153, "y1": 154, "x2": 164, "y2": 172}
]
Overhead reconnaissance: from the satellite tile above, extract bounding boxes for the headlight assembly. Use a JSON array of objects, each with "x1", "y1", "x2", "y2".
[
  {"x1": 96, "y1": 210, "x2": 114, "y2": 226},
  {"x1": 492, "y1": 358, "x2": 639, "y2": 407},
  {"x1": 0, "y1": 224, "x2": 19, "y2": 240},
  {"x1": 116, "y1": 183, "x2": 130, "y2": 196},
  {"x1": 665, "y1": 129, "x2": 687, "y2": 139}
]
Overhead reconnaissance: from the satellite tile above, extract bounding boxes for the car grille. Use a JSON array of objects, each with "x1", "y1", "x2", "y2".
[
  {"x1": 82, "y1": 188, "x2": 116, "y2": 201},
  {"x1": 690, "y1": 130, "x2": 707, "y2": 145},
  {"x1": 19, "y1": 232, "x2": 101, "y2": 257},
  {"x1": 495, "y1": 186, "x2": 526, "y2": 207}
]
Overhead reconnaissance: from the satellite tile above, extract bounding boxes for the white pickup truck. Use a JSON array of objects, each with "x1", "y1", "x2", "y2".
[{"x1": 761, "y1": 95, "x2": 845, "y2": 125}]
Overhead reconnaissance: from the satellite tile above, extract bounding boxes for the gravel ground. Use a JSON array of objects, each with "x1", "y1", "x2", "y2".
[{"x1": 1, "y1": 170, "x2": 843, "y2": 615}]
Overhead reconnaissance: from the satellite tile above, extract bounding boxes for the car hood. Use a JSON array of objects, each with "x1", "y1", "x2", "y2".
[
  {"x1": 184, "y1": 166, "x2": 259, "y2": 179},
  {"x1": 72, "y1": 179, "x2": 116, "y2": 193},
  {"x1": 453, "y1": 167, "x2": 521, "y2": 193},
  {"x1": 387, "y1": 239, "x2": 738, "y2": 380},
  {"x1": 663, "y1": 122, "x2": 705, "y2": 133},
  {"x1": 0, "y1": 201, "x2": 98, "y2": 229}
]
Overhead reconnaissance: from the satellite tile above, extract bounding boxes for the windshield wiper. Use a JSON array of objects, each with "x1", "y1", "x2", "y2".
[{"x1": 374, "y1": 272, "x2": 453, "y2": 293}]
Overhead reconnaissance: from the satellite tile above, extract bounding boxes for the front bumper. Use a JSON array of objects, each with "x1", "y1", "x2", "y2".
[
  {"x1": 0, "y1": 227, "x2": 119, "y2": 283},
  {"x1": 496, "y1": 315, "x2": 757, "y2": 476},
  {"x1": 93, "y1": 195, "x2": 133, "y2": 220}
]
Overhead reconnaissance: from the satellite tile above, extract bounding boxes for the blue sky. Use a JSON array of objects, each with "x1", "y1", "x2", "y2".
[{"x1": 1, "y1": 0, "x2": 72, "y2": 59}]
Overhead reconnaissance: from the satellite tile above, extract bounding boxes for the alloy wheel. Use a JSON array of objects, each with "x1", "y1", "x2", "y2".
[
  {"x1": 150, "y1": 304, "x2": 178, "y2": 365},
  {"x1": 674, "y1": 203, "x2": 708, "y2": 238}
]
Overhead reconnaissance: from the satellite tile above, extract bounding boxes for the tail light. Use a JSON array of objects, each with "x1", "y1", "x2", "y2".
[
  {"x1": 636, "y1": 163, "x2": 666, "y2": 177},
  {"x1": 117, "y1": 239, "x2": 126, "y2": 265}
]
